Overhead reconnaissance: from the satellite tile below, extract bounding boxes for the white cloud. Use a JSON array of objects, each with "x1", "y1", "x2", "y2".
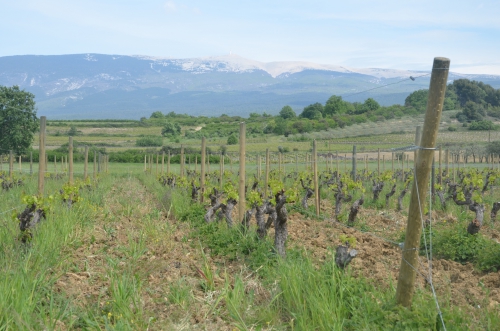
[{"x1": 164, "y1": 1, "x2": 176, "y2": 13}]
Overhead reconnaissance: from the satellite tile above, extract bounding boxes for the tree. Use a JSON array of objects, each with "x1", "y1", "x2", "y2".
[
  {"x1": 452, "y1": 79, "x2": 487, "y2": 107},
  {"x1": 324, "y1": 95, "x2": 349, "y2": 116},
  {"x1": 150, "y1": 111, "x2": 164, "y2": 119},
  {"x1": 462, "y1": 101, "x2": 485, "y2": 122},
  {"x1": 227, "y1": 134, "x2": 238, "y2": 145},
  {"x1": 0, "y1": 86, "x2": 38, "y2": 154},
  {"x1": 279, "y1": 105, "x2": 296, "y2": 119},
  {"x1": 67, "y1": 125, "x2": 79, "y2": 136},
  {"x1": 300, "y1": 103, "x2": 323, "y2": 120},
  {"x1": 363, "y1": 98, "x2": 380, "y2": 112},
  {"x1": 161, "y1": 122, "x2": 181, "y2": 137}
]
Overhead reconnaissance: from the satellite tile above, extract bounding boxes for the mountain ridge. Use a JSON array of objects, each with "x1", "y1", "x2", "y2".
[{"x1": 1, "y1": 54, "x2": 499, "y2": 119}]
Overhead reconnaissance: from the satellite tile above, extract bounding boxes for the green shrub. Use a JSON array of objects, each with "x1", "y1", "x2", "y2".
[
  {"x1": 429, "y1": 223, "x2": 500, "y2": 271},
  {"x1": 135, "y1": 136, "x2": 163, "y2": 147},
  {"x1": 227, "y1": 134, "x2": 238, "y2": 145}
]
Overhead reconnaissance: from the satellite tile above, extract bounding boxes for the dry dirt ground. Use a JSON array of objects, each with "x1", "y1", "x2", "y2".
[
  {"x1": 54, "y1": 178, "x2": 249, "y2": 330},
  {"x1": 283, "y1": 204, "x2": 500, "y2": 320},
  {"x1": 52, "y1": 178, "x2": 499, "y2": 329}
]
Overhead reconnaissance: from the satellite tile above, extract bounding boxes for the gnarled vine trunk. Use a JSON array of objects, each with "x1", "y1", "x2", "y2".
[{"x1": 274, "y1": 191, "x2": 288, "y2": 257}]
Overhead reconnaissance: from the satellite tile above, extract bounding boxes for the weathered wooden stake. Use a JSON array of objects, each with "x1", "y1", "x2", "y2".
[
  {"x1": 30, "y1": 152, "x2": 33, "y2": 175},
  {"x1": 396, "y1": 57, "x2": 450, "y2": 307},
  {"x1": 313, "y1": 140, "x2": 320, "y2": 217},
  {"x1": 38, "y1": 116, "x2": 46, "y2": 195},
  {"x1": 265, "y1": 148, "x2": 270, "y2": 198},
  {"x1": 168, "y1": 151, "x2": 171, "y2": 173},
  {"x1": 162, "y1": 151, "x2": 165, "y2": 174},
  {"x1": 377, "y1": 148, "x2": 380, "y2": 175},
  {"x1": 180, "y1": 145, "x2": 185, "y2": 177},
  {"x1": 200, "y1": 138, "x2": 206, "y2": 203},
  {"x1": 69, "y1": 136, "x2": 74, "y2": 184},
  {"x1": 84, "y1": 146, "x2": 89, "y2": 180},
  {"x1": 239, "y1": 123, "x2": 246, "y2": 223},
  {"x1": 9, "y1": 150, "x2": 13, "y2": 178},
  {"x1": 352, "y1": 145, "x2": 357, "y2": 180}
]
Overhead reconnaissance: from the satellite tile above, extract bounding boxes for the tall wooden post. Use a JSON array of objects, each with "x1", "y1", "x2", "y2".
[
  {"x1": 38, "y1": 116, "x2": 46, "y2": 195},
  {"x1": 54, "y1": 156, "x2": 57, "y2": 175},
  {"x1": 438, "y1": 147, "x2": 442, "y2": 184},
  {"x1": 445, "y1": 149, "x2": 449, "y2": 175},
  {"x1": 265, "y1": 149, "x2": 270, "y2": 198},
  {"x1": 257, "y1": 154, "x2": 261, "y2": 178},
  {"x1": 156, "y1": 154, "x2": 159, "y2": 175},
  {"x1": 336, "y1": 151, "x2": 339, "y2": 174},
  {"x1": 392, "y1": 152, "x2": 394, "y2": 172},
  {"x1": 377, "y1": 148, "x2": 380, "y2": 176},
  {"x1": 69, "y1": 136, "x2": 74, "y2": 184},
  {"x1": 239, "y1": 123, "x2": 246, "y2": 223},
  {"x1": 84, "y1": 146, "x2": 89, "y2": 180},
  {"x1": 162, "y1": 151, "x2": 165, "y2": 174},
  {"x1": 30, "y1": 152, "x2": 33, "y2": 175},
  {"x1": 313, "y1": 141, "x2": 320, "y2": 217},
  {"x1": 93, "y1": 151, "x2": 97, "y2": 180},
  {"x1": 414, "y1": 125, "x2": 422, "y2": 169},
  {"x1": 18, "y1": 155, "x2": 22, "y2": 174},
  {"x1": 180, "y1": 145, "x2": 185, "y2": 177},
  {"x1": 200, "y1": 138, "x2": 206, "y2": 202},
  {"x1": 9, "y1": 150, "x2": 13, "y2": 178},
  {"x1": 220, "y1": 152, "x2": 223, "y2": 190},
  {"x1": 144, "y1": 155, "x2": 147, "y2": 172},
  {"x1": 352, "y1": 145, "x2": 357, "y2": 180},
  {"x1": 396, "y1": 57, "x2": 450, "y2": 307},
  {"x1": 98, "y1": 153, "x2": 101, "y2": 173},
  {"x1": 168, "y1": 151, "x2": 171, "y2": 174}
]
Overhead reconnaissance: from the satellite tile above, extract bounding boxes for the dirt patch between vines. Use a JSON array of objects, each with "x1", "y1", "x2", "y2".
[
  {"x1": 53, "y1": 178, "x2": 255, "y2": 330},
  {"x1": 283, "y1": 207, "x2": 500, "y2": 320}
]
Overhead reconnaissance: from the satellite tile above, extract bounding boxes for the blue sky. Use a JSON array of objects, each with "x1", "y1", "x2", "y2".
[{"x1": 1, "y1": 0, "x2": 499, "y2": 74}]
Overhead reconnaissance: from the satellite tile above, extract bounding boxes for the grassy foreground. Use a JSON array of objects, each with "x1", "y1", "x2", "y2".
[{"x1": 0, "y1": 172, "x2": 498, "y2": 330}]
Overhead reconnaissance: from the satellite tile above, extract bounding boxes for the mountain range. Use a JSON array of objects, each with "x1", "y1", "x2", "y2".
[{"x1": 1, "y1": 53, "x2": 499, "y2": 119}]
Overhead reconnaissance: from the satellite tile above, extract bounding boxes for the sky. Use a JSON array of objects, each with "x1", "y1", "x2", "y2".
[{"x1": 1, "y1": 0, "x2": 499, "y2": 75}]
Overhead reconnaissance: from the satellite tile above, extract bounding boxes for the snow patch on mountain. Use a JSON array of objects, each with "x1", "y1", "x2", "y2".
[{"x1": 134, "y1": 54, "x2": 418, "y2": 78}]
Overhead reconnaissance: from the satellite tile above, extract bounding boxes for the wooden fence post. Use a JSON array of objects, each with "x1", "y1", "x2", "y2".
[
  {"x1": 239, "y1": 122, "x2": 246, "y2": 223},
  {"x1": 69, "y1": 136, "x2": 74, "y2": 184},
  {"x1": 9, "y1": 150, "x2": 13, "y2": 178},
  {"x1": 438, "y1": 147, "x2": 442, "y2": 184},
  {"x1": 84, "y1": 146, "x2": 89, "y2": 180},
  {"x1": 168, "y1": 151, "x2": 171, "y2": 174},
  {"x1": 30, "y1": 151, "x2": 33, "y2": 175},
  {"x1": 265, "y1": 149, "x2": 270, "y2": 198},
  {"x1": 200, "y1": 138, "x2": 206, "y2": 203},
  {"x1": 377, "y1": 148, "x2": 380, "y2": 176},
  {"x1": 93, "y1": 151, "x2": 97, "y2": 180},
  {"x1": 396, "y1": 57, "x2": 450, "y2": 307},
  {"x1": 38, "y1": 116, "x2": 46, "y2": 195},
  {"x1": 162, "y1": 151, "x2": 165, "y2": 174},
  {"x1": 180, "y1": 145, "x2": 185, "y2": 177},
  {"x1": 313, "y1": 140, "x2": 320, "y2": 217},
  {"x1": 352, "y1": 145, "x2": 357, "y2": 180}
]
